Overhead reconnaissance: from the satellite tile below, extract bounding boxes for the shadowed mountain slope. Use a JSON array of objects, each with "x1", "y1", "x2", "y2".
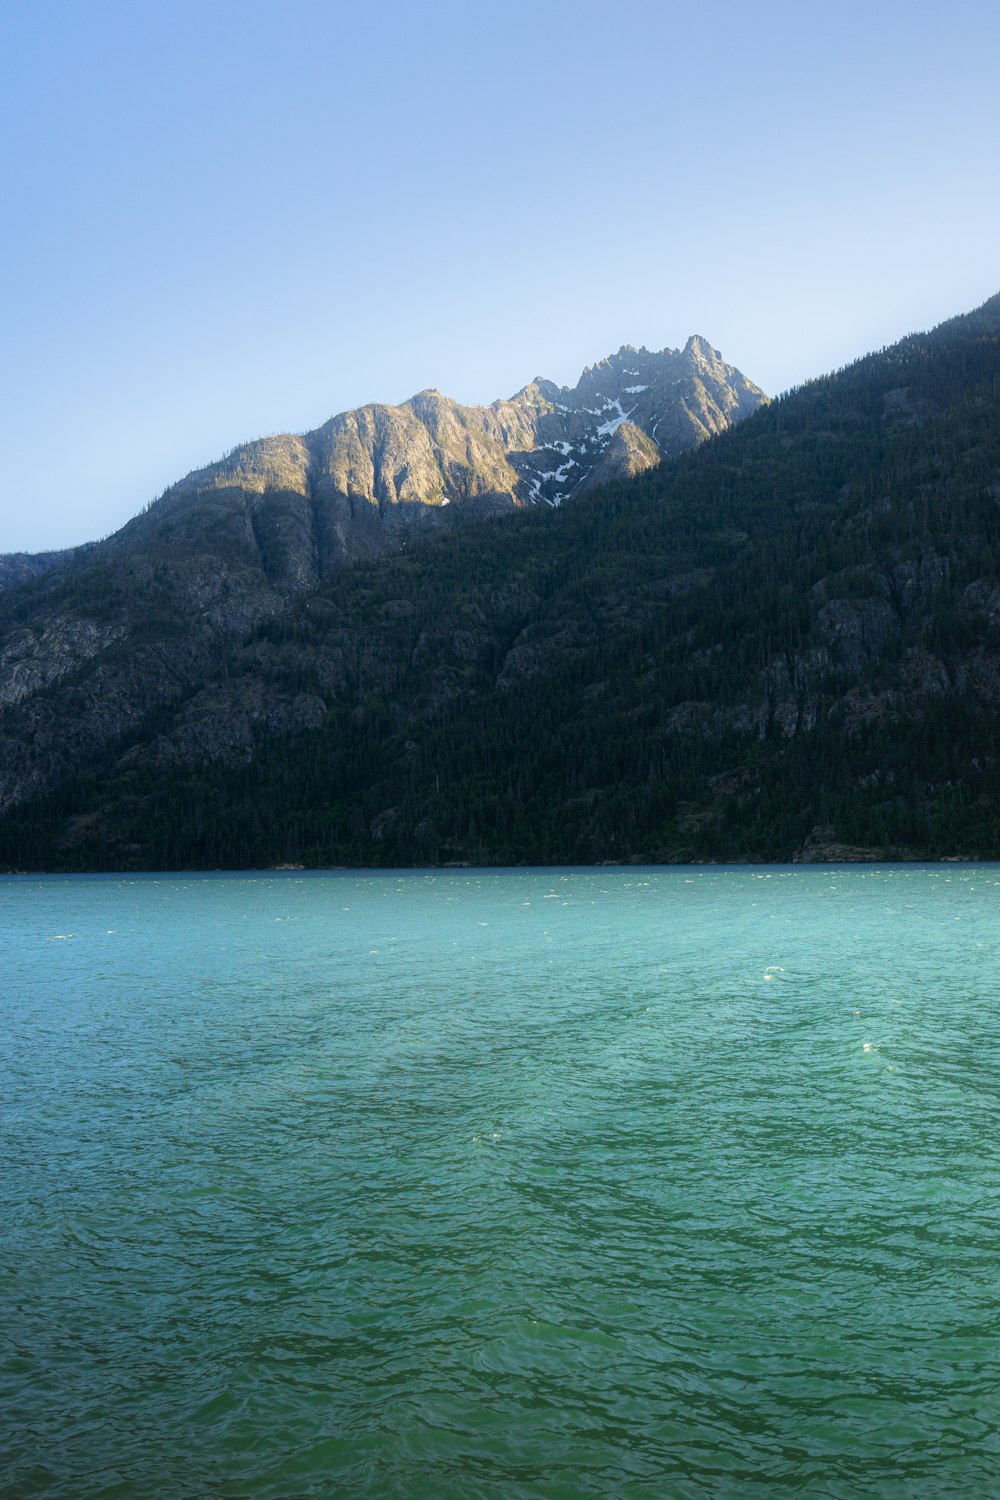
[{"x1": 0, "y1": 550, "x2": 71, "y2": 591}]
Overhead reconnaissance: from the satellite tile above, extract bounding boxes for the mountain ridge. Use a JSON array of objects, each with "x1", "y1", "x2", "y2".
[
  {"x1": 0, "y1": 332, "x2": 765, "y2": 820},
  {"x1": 1, "y1": 336, "x2": 764, "y2": 584},
  {"x1": 2, "y1": 291, "x2": 997, "y2": 867}
]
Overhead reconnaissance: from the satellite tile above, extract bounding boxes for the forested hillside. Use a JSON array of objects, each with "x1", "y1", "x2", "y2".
[{"x1": 2, "y1": 294, "x2": 999, "y2": 869}]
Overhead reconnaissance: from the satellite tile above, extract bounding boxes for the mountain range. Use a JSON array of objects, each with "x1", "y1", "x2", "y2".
[
  {"x1": 1, "y1": 295, "x2": 999, "y2": 869},
  {"x1": 2, "y1": 334, "x2": 762, "y2": 596}
]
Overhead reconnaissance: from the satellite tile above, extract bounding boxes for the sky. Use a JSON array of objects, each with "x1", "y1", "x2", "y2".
[{"x1": 2, "y1": 0, "x2": 998, "y2": 553}]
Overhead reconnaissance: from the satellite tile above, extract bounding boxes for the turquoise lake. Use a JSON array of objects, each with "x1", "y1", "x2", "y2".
[{"x1": 3, "y1": 865, "x2": 1000, "y2": 1498}]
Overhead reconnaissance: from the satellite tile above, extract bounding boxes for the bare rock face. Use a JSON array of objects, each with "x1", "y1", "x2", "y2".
[
  {"x1": 816, "y1": 599, "x2": 898, "y2": 674},
  {"x1": 0, "y1": 616, "x2": 127, "y2": 706}
]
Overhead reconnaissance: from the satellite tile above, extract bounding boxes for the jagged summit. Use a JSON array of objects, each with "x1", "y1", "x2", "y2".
[
  {"x1": 496, "y1": 337, "x2": 765, "y2": 506},
  {"x1": 1, "y1": 334, "x2": 767, "y2": 629},
  {"x1": 93, "y1": 334, "x2": 766, "y2": 581},
  {"x1": 1, "y1": 337, "x2": 766, "y2": 598}
]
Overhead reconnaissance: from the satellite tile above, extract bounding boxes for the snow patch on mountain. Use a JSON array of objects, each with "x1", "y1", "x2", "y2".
[{"x1": 596, "y1": 400, "x2": 639, "y2": 437}]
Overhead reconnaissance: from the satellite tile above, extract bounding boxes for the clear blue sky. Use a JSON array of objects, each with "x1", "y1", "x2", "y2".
[{"x1": 2, "y1": 0, "x2": 998, "y2": 552}]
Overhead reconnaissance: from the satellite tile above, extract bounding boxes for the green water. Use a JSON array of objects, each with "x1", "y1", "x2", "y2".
[{"x1": 3, "y1": 866, "x2": 1000, "y2": 1498}]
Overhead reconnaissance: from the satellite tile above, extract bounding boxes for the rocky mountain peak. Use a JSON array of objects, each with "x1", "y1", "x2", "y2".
[
  {"x1": 2, "y1": 334, "x2": 767, "y2": 607},
  {"x1": 503, "y1": 339, "x2": 765, "y2": 506}
]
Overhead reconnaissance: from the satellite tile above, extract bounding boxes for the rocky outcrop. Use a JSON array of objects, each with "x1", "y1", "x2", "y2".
[
  {"x1": 792, "y1": 828, "x2": 905, "y2": 863},
  {"x1": 816, "y1": 598, "x2": 898, "y2": 674},
  {"x1": 127, "y1": 678, "x2": 327, "y2": 766},
  {"x1": 0, "y1": 616, "x2": 127, "y2": 706}
]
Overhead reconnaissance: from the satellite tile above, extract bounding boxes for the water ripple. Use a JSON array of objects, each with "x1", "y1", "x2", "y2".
[{"x1": 3, "y1": 866, "x2": 1000, "y2": 1496}]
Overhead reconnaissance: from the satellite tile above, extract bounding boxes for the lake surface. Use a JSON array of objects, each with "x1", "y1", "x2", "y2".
[{"x1": 3, "y1": 865, "x2": 1000, "y2": 1498}]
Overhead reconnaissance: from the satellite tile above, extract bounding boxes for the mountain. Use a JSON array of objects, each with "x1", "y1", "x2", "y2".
[
  {"x1": 103, "y1": 335, "x2": 763, "y2": 582},
  {"x1": 4, "y1": 294, "x2": 1000, "y2": 870},
  {"x1": 506, "y1": 336, "x2": 763, "y2": 505},
  {"x1": 0, "y1": 337, "x2": 763, "y2": 821}
]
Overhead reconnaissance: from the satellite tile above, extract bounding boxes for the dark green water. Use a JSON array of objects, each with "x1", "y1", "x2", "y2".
[{"x1": 3, "y1": 866, "x2": 1000, "y2": 1498}]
